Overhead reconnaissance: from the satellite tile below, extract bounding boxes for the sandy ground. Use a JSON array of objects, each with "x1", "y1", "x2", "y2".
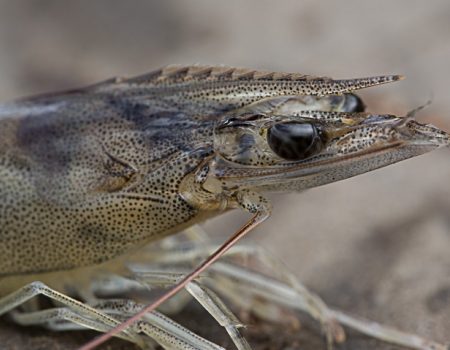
[{"x1": 0, "y1": 1, "x2": 450, "y2": 349}]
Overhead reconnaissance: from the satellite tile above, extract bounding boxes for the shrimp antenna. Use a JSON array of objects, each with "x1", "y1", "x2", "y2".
[{"x1": 405, "y1": 95, "x2": 433, "y2": 120}]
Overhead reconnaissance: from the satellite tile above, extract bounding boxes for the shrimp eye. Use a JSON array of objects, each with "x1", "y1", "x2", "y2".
[
  {"x1": 343, "y1": 93, "x2": 366, "y2": 112},
  {"x1": 267, "y1": 122, "x2": 324, "y2": 161}
]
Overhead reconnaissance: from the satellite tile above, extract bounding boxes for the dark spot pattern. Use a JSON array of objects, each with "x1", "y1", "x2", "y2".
[
  {"x1": 0, "y1": 65, "x2": 407, "y2": 288},
  {"x1": 0, "y1": 92, "x2": 214, "y2": 276}
]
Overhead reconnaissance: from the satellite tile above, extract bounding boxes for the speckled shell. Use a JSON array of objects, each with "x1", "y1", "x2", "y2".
[{"x1": 0, "y1": 65, "x2": 402, "y2": 287}]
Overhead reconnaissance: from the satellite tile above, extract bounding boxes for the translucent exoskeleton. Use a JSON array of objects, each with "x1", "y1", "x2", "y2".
[{"x1": 0, "y1": 65, "x2": 449, "y2": 349}]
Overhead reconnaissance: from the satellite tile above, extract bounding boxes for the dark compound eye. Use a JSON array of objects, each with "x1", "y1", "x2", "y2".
[
  {"x1": 343, "y1": 93, "x2": 366, "y2": 112},
  {"x1": 267, "y1": 122, "x2": 325, "y2": 161}
]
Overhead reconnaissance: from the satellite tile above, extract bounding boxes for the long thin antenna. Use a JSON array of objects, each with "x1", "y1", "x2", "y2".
[{"x1": 405, "y1": 98, "x2": 432, "y2": 119}]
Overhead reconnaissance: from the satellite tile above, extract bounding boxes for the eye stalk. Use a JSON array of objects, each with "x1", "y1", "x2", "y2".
[{"x1": 267, "y1": 122, "x2": 326, "y2": 161}]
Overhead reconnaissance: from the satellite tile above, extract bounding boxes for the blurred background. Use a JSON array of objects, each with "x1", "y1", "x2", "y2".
[{"x1": 1, "y1": 1, "x2": 450, "y2": 349}]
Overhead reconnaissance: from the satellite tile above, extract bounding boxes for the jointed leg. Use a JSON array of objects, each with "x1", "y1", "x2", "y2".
[
  {"x1": 0, "y1": 281, "x2": 145, "y2": 347},
  {"x1": 136, "y1": 227, "x2": 343, "y2": 345},
  {"x1": 89, "y1": 299, "x2": 225, "y2": 350},
  {"x1": 9, "y1": 307, "x2": 142, "y2": 344},
  {"x1": 130, "y1": 226, "x2": 447, "y2": 350},
  {"x1": 186, "y1": 281, "x2": 251, "y2": 350},
  {"x1": 207, "y1": 261, "x2": 446, "y2": 350},
  {"x1": 89, "y1": 272, "x2": 250, "y2": 350},
  {"x1": 0, "y1": 280, "x2": 230, "y2": 350}
]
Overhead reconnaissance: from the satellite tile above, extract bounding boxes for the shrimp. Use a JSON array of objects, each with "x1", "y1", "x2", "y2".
[{"x1": 0, "y1": 66, "x2": 448, "y2": 349}]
